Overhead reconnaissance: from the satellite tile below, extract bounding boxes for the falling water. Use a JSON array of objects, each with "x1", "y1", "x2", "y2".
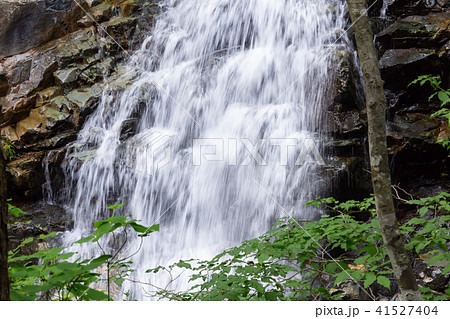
[
  {"x1": 380, "y1": 0, "x2": 392, "y2": 19},
  {"x1": 57, "y1": 0, "x2": 348, "y2": 300}
]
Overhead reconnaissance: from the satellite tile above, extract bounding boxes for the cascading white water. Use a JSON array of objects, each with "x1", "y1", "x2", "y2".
[{"x1": 57, "y1": 0, "x2": 348, "y2": 300}]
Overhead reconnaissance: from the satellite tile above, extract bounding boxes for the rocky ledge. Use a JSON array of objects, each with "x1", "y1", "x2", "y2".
[{"x1": 1, "y1": 0, "x2": 159, "y2": 200}]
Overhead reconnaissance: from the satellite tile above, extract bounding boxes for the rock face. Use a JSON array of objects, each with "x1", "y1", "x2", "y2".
[
  {"x1": 1, "y1": 0, "x2": 159, "y2": 199},
  {"x1": 0, "y1": 0, "x2": 85, "y2": 60},
  {"x1": 1, "y1": 0, "x2": 449, "y2": 220},
  {"x1": 327, "y1": 0, "x2": 450, "y2": 204}
]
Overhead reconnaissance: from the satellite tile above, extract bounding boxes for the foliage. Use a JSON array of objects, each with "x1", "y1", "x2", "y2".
[
  {"x1": 409, "y1": 75, "x2": 450, "y2": 150},
  {"x1": 8, "y1": 193, "x2": 449, "y2": 301},
  {"x1": 7, "y1": 199, "x2": 26, "y2": 217},
  {"x1": 404, "y1": 193, "x2": 450, "y2": 276},
  {"x1": 1, "y1": 138, "x2": 16, "y2": 161},
  {"x1": 148, "y1": 195, "x2": 450, "y2": 301},
  {"x1": 7, "y1": 203, "x2": 158, "y2": 301}
]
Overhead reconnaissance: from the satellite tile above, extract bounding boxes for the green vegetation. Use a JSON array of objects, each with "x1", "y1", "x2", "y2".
[
  {"x1": 409, "y1": 75, "x2": 450, "y2": 150},
  {"x1": 147, "y1": 194, "x2": 450, "y2": 301},
  {"x1": 7, "y1": 203, "x2": 158, "y2": 301},
  {"x1": 1, "y1": 139, "x2": 16, "y2": 161},
  {"x1": 7, "y1": 193, "x2": 450, "y2": 301}
]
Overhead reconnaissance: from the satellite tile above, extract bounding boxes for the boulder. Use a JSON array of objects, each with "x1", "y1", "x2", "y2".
[{"x1": 0, "y1": 0, "x2": 86, "y2": 59}]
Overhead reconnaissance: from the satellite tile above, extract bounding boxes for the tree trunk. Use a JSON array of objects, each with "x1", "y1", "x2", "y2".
[
  {"x1": 346, "y1": 0, "x2": 422, "y2": 301},
  {"x1": 0, "y1": 147, "x2": 10, "y2": 300}
]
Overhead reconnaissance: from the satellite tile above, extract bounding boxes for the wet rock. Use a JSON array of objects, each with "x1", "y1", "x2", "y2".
[
  {"x1": 107, "y1": 65, "x2": 138, "y2": 89},
  {"x1": 385, "y1": 113, "x2": 449, "y2": 160},
  {"x1": 0, "y1": 0, "x2": 158, "y2": 201},
  {"x1": 377, "y1": 12, "x2": 450, "y2": 51},
  {"x1": 324, "y1": 138, "x2": 365, "y2": 157},
  {"x1": 70, "y1": 149, "x2": 97, "y2": 162},
  {"x1": 0, "y1": 89, "x2": 37, "y2": 125},
  {"x1": 330, "y1": 48, "x2": 363, "y2": 112},
  {"x1": 5, "y1": 53, "x2": 32, "y2": 86},
  {"x1": 330, "y1": 280, "x2": 372, "y2": 301},
  {"x1": 1, "y1": 125, "x2": 19, "y2": 143},
  {"x1": 14, "y1": 109, "x2": 47, "y2": 143},
  {"x1": 379, "y1": 48, "x2": 440, "y2": 90},
  {"x1": 41, "y1": 105, "x2": 72, "y2": 131},
  {"x1": 78, "y1": 57, "x2": 115, "y2": 84},
  {"x1": 54, "y1": 67, "x2": 80, "y2": 86},
  {"x1": 91, "y1": 1, "x2": 114, "y2": 22},
  {"x1": 120, "y1": 118, "x2": 138, "y2": 141},
  {"x1": 8, "y1": 202, "x2": 72, "y2": 252},
  {"x1": 0, "y1": 70, "x2": 8, "y2": 96},
  {"x1": 6, "y1": 152, "x2": 45, "y2": 191},
  {"x1": 14, "y1": 104, "x2": 74, "y2": 144},
  {"x1": 385, "y1": 0, "x2": 445, "y2": 17},
  {"x1": 66, "y1": 84, "x2": 103, "y2": 123},
  {"x1": 22, "y1": 131, "x2": 77, "y2": 151},
  {"x1": 321, "y1": 157, "x2": 372, "y2": 202},
  {"x1": 323, "y1": 110, "x2": 364, "y2": 138},
  {"x1": 86, "y1": 0, "x2": 102, "y2": 7},
  {"x1": 414, "y1": 259, "x2": 450, "y2": 293},
  {"x1": 380, "y1": 48, "x2": 435, "y2": 69},
  {"x1": 35, "y1": 87, "x2": 62, "y2": 108},
  {"x1": 0, "y1": 0, "x2": 86, "y2": 59},
  {"x1": 388, "y1": 113, "x2": 441, "y2": 139}
]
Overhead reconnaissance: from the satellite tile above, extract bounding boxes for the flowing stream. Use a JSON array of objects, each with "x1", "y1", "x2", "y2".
[{"x1": 55, "y1": 0, "x2": 348, "y2": 300}]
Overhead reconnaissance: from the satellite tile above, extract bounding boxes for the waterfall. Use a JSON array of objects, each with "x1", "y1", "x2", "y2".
[
  {"x1": 381, "y1": 0, "x2": 392, "y2": 19},
  {"x1": 57, "y1": 0, "x2": 347, "y2": 300}
]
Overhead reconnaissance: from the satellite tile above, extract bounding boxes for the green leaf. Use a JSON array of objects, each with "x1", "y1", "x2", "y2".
[
  {"x1": 257, "y1": 252, "x2": 270, "y2": 263},
  {"x1": 377, "y1": 276, "x2": 390, "y2": 289},
  {"x1": 93, "y1": 222, "x2": 112, "y2": 241},
  {"x1": 130, "y1": 222, "x2": 159, "y2": 236},
  {"x1": 8, "y1": 204, "x2": 26, "y2": 217},
  {"x1": 38, "y1": 232, "x2": 57, "y2": 240},
  {"x1": 83, "y1": 288, "x2": 109, "y2": 301},
  {"x1": 74, "y1": 235, "x2": 95, "y2": 244},
  {"x1": 426, "y1": 254, "x2": 445, "y2": 266},
  {"x1": 58, "y1": 252, "x2": 76, "y2": 260},
  {"x1": 106, "y1": 216, "x2": 128, "y2": 224},
  {"x1": 22, "y1": 237, "x2": 34, "y2": 245},
  {"x1": 438, "y1": 91, "x2": 450, "y2": 106},
  {"x1": 129, "y1": 222, "x2": 147, "y2": 233},
  {"x1": 264, "y1": 291, "x2": 281, "y2": 301},
  {"x1": 417, "y1": 207, "x2": 429, "y2": 216},
  {"x1": 334, "y1": 271, "x2": 349, "y2": 285},
  {"x1": 107, "y1": 203, "x2": 125, "y2": 210},
  {"x1": 443, "y1": 264, "x2": 450, "y2": 275},
  {"x1": 90, "y1": 255, "x2": 112, "y2": 265},
  {"x1": 177, "y1": 261, "x2": 192, "y2": 269},
  {"x1": 364, "y1": 272, "x2": 376, "y2": 288}
]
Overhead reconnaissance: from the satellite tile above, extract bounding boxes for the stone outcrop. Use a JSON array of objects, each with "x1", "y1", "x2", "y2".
[
  {"x1": 1, "y1": 0, "x2": 159, "y2": 199},
  {"x1": 0, "y1": 0, "x2": 86, "y2": 60},
  {"x1": 327, "y1": 0, "x2": 450, "y2": 203}
]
